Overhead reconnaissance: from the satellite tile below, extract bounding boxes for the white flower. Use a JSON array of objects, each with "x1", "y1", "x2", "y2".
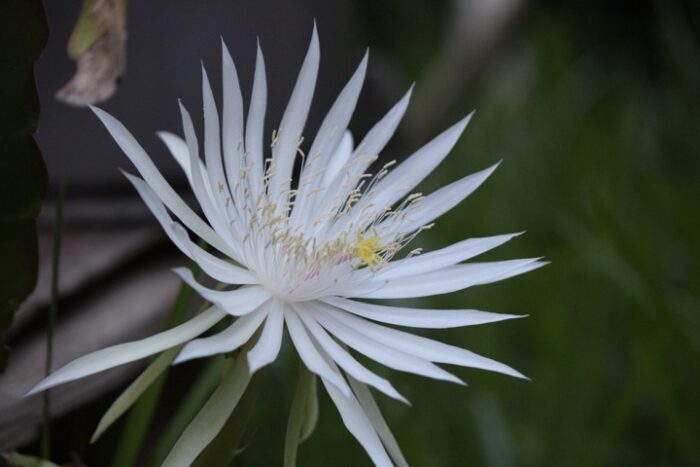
[{"x1": 29, "y1": 26, "x2": 543, "y2": 466}]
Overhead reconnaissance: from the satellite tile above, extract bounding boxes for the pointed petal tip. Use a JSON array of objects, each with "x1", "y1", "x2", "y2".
[
  {"x1": 474, "y1": 161, "x2": 501, "y2": 180},
  {"x1": 442, "y1": 371, "x2": 466, "y2": 386},
  {"x1": 171, "y1": 266, "x2": 193, "y2": 280},
  {"x1": 90, "y1": 105, "x2": 112, "y2": 123},
  {"x1": 310, "y1": 21, "x2": 320, "y2": 47},
  {"x1": 119, "y1": 168, "x2": 135, "y2": 179},
  {"x1": 254, "y1": 40, "x2": 266, "y2": 66},
  {"x1": 177, "y1": 99, "x2": 188, "y2": 114},
  {"x1": 439, "y1": 112, "x2": 473, "y2": 142},
  {"x1": 460, "y1": 110, "x2": 475, "y2": 128},
  {"x1": 483, "y1": 312, "x2": 529, "y2": 323},
  {"x1": 394, "y1": 391, "x2": 411, "y2": 405},
  {"x1": 24, "y1": 383, "x2": 43, "y2": 398},
  {"x1": 172, "y1": 352, "x2": 189, "y2": 365},
  {"x1": 394, "y1": 84, "x2": 414, "y2": 109}
]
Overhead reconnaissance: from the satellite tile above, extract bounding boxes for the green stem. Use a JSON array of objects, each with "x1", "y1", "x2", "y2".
[
  {"x1": 42, "y1": 184, "x2": 65, "y2": 460},
  {"x1": 283, "y1": 362, "x2": 314, "y2": 467}
]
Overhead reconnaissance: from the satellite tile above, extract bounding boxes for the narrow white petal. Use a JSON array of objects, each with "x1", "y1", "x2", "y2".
[
  {"x1": 354, "y1": 86, "x2": 413, "y2": 164},
  {"x1": 347, "y1": 376, "x2": 409, "y2": 467},
  {"x1": 91, "y1": 106, "x2": 233, "y2": 256},
  {"x1": 310, "y1": 305, "x2": 463, "y2": 384},
  {"x1": 375, "y1": 232, "x2": 523, "y2": 281},
  {"x1": 285, "y1": 308, "x2": 352, "y2": 396},
  {"x1": 123, "y1": 172, "x2": 194, "y2": 257},
  {"x1": 246, "y1": 300, "x2": 285, "y2": 372},
  {"x1": 157, "y1": 131, "x2": 190, "y2": 173},
  {"x1": 28, "y1": 307, "x2": 227, "y2": 395},
  {"x1": 178, "y1": 101, "x2": 224, "y2": 224},
  {"x1": 292, "y1": 51, "x2": 368, "y2": 226},
  {"x1": 312, "y1": 87, "x2": 413, "y2": 230},
  {"x1": 169, "y1": 224, "x2": 256, "y2": 284},
  {"x1": 203, "y1": 65, "x2": 252, "y2": 241},
  {"x1": 156, "y1": 131, "x2": 214, "y2": 203},
  {"x1": 221, "y1": 39, "x2": 245, "y2": 198},
  {"x1": 369, "y1": 112, "x2": 473, "y2": 207},
  {"x1": 347, "y1": 112, "x2": 473, "y2": 234},
  {"x1": 322, "y1": 375, "x2": 393, "y2": 467},
  {"x1": 245, "y1": 42, "x2": 267, "y2": 199},
  {"x1": 201, "y1": 65, "x2": 229, "y2": 209},
  {"x1": 324, "y1": 297, "x2": 524, "y2": 329},
  {"x1": 347, "y1": 259, "x2": 547, "y2": 299},
  {"x1": 308, "y1": 51, "x2": 367, "y2": 170},
  {"x1": 319, "y1": 131, "x2": 353, "y2": 192},
  {"x1": 178, "y1": 101, "x2": 245, "y2": 259},
  {"x1": 269, "y1": 25, "x2": 319, "y2": 208},
  {"x1": 379, "y1": 162, "x2": 500, "y2": 236},
  {"x1": 324, "y1": 306, "x2": 527, "y2": 379},
  {"x1": 125, "y1": 173, "x2": 255, "y2": 287},
  {"x1": 296, "y1": 306, "x2": 408, "y2": 403},
  {"x1": 173, "y1": 268, "x2": 269, "y2": 315},
  {"x1": 175, "y1": 306, "x2": 268, "y2": 364}
]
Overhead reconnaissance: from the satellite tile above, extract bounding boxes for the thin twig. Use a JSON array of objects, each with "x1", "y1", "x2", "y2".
[{"x1": 42, "y1": 183, "x2": 66, "y2": 460}]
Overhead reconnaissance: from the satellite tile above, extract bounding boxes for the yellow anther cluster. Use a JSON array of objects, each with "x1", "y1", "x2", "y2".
[{"x1": 353, "y1": 235, "x2": 385, "y2": 269}]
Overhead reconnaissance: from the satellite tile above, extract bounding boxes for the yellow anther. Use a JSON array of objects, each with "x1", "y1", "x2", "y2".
[{"x1": 353, "y1": 235, "x2": 385, "y2": 269}]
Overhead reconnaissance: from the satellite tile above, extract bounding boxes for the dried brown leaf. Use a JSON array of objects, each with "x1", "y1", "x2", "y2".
[{"x1": 55, "y1": 0, "x2": 127, "y2": 107}]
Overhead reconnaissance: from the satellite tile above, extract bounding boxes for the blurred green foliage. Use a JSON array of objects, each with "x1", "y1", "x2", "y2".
[{"x1": 239, "y1": 2, "x2": 700, "y2": 466}]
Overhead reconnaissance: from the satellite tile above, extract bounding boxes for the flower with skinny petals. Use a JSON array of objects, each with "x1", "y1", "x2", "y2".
[{"x1": 29, "y1": 26, "x2": 544, "y2": 466}]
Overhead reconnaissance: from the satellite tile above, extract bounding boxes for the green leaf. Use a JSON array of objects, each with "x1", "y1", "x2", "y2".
[
  {"x1": 162, "y1": 352, "x2": 253, "y2": 467},
  {"x1": 298, "y1": 371, "x2": 318, "y2": 443},
  {"x1": 0, "y1": 452, "x2": 58, "y2": 467},
  {"x1": 146, "y1": 357, "x2": 227, "y2": 467},
  {"x1": 92, "y1": 346, "x2": 179, "y2": 443},
  {"x1": 283, "y1": 363, "x2": 316, "y2": 467},
  {"x1": 192, "y1": 370, "x2": 262, "y2": 467},
  {"x1": 108, "y1": 269, "x2": 199, "y2": 467}
]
